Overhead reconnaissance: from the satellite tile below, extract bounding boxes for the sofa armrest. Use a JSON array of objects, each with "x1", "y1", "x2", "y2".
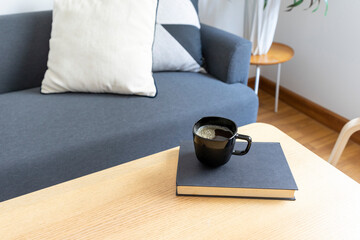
[{"x1": 201, "y1": 24, "x2": 252, "y2": 85}]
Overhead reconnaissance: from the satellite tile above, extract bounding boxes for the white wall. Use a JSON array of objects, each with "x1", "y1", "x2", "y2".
[
  {"x1": 0, "y1": 0, "x2": 53, "y2": 15},
  {"x1": 199, "y1": 0, "x2": 245, "y2": 37},
  {"x1": 261, "y1": 1, "x2": 360, "y2": 120},
  {"x1": 199, "y1": 0, "x2": 258, "y2": 76}
]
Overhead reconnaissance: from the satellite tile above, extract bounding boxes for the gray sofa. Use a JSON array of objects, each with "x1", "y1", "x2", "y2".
[{"x1": 0, "y1": 11, "x2": 258, "y2": 202}]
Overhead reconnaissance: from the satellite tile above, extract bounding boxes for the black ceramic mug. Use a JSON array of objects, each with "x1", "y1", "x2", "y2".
[{"x1": 192, "y1": 116, "x2": 252, "y2": 167}]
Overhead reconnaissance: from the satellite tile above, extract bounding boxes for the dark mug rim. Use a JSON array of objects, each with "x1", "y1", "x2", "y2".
[{"x1": 192, "y1": 116, "x2": 238, "y2": 142}]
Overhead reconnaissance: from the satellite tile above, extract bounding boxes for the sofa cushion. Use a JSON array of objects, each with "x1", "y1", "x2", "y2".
[
  {"x1": 0, "y1": 72, "x2": 258, "y2": 201},
  {"x1": 41, "y1": 0, "x2": 158, "y2": 96},
  {"x1": 152, "y1": 0, "x2": 203, "y2": 72}
]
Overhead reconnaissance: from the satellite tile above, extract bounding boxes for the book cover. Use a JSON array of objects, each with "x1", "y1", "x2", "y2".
[{"x1": 176, "y1": 141, "x2": 298, "y2": 200}]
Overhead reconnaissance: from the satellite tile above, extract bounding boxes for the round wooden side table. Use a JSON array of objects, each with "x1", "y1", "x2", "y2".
[{"x1": 250, "y1": 42, "x2": 294, "y2": 112}]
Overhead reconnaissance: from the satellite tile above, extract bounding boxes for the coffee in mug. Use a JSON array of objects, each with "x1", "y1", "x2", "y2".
[{"x1": 195, "y1": 125, "x2": 233, "y2": 140}]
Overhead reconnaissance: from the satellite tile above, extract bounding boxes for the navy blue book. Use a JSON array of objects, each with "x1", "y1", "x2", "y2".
[{"x1": 176, "y1": 141, "x2": 298, "y2": 200}]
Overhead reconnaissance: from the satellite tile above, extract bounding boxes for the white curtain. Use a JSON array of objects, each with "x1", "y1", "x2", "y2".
[{"x1": 244, "y1": 0, "x2": 281, "y2": 55}]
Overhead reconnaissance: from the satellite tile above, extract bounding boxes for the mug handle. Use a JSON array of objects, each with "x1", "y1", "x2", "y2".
[{"x1": 232, "y1": 134, "x2": 252, "y2": 156}]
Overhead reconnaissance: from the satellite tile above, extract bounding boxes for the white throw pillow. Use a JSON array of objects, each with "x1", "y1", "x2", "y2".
[
  {"x1": 41, "y1": 0, "x2": 158, "y2": 97},
  {"x1": 152, "y1": 0, "x2": 203, "y2": 72}
]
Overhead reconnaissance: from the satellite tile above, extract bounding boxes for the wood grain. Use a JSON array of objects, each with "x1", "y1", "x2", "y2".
[
  {"x1": 1, "y1": 123, "x2": 359, "y2": 239},
  {"x1": 248, "y1": 76, "x2": 360, "y2": 145},
  {"x1": 250, "y1": 42, "x2": 294, "y2": 65}
]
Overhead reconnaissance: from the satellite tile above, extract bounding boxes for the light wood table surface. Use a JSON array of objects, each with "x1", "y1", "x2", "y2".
[
  {"x1": 1, "y1": 123, "x2": 359, "y2": 239},
  {"x1": 251, "y1": 42, "x2": 294, "y2": 112}
]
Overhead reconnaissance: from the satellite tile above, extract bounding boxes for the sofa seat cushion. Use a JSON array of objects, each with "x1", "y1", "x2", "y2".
[{"x1": 0, "y1": 72, "x2": 258, "y2": 201}]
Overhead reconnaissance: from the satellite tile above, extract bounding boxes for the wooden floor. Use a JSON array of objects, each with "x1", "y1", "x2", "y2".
[{"x1": 257, "y1": 89, "x2": 360, "y2": 183}]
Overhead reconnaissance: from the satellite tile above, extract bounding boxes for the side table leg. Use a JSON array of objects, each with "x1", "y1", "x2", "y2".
[
  {"x1": 254, "y1": 65, "x2": 260, "y2": 95},
  {"x1": 275, "y1": 63, "x2": 281, "y2": 112}
]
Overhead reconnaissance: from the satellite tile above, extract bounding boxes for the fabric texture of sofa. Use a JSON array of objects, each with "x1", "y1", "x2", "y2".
[{"x1": 0, "y1": 9, "x2": 258, "y2": 202}]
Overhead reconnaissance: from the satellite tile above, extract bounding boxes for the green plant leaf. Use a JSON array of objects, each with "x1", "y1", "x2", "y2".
[
  {"x1": 305, "y1": 0, "x2": 314, "y2": 9},
  {"x1": 285, "y1": 0, "x2": 328, "y2": 15},
  {"x1": 287, "y1": 0, "x2": 304, "y2": 8},
  {"x1": 311, "y1": 0, "x2": 321, "y2": 13},
  {"x1": 324, "y1": 0, "x2": 328, "y2": 16},
  {"x1": 286, "y1": 0, "x2": 304, "y2": 12}
]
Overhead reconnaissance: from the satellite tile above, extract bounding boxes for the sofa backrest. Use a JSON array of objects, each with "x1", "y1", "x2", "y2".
[
  {"x1": 0, "y1": 0, "x2": 198, "y2": 94},
  {"x1": 0, "y1": 11, "x2": 52, "y2": 94}
]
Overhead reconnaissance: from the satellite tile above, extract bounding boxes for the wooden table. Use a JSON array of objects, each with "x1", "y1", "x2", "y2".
[
  {"x1": 1, "y1": 123, "x2": 359, "y2": 239},
  {"x1": 251, "y1": 42, "x2": 294, "y2": 112}
]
